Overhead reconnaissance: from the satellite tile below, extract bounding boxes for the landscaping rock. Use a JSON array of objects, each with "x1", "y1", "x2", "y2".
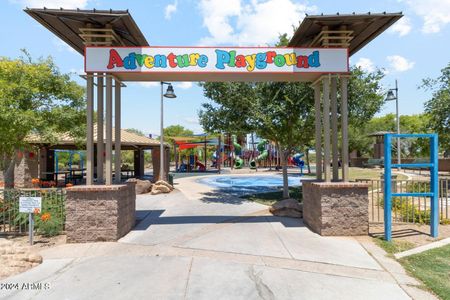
[
  {"x1": 126, "y1": 178, "x2": 152, "y2": 194},
  {"x1": 150, "y1": 180, "x2": 174, "y2": 195},
  {"x1": 155, "y1": 180, "x2": 174, "y2": 191},
  {"x1": 0, "y1": 239, "x2": 42, "y2": 279},
  {"x1": 269, "y1": 199, "x2": 303, "y2": 218},
  {"x1": 27, "y1": 253, "x2": 43, "y2": 264}
]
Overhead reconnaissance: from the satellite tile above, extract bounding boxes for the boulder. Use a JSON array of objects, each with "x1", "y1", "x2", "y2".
[
  {"x1": 154, "y1": 180, "x2": 174, "y2": 191},
  {"x1": 269, "y1": 199, "x2": 303, "y2": 218},
  {"x1": 151, "y1": 184, "x2": 171, "y2": 194},
  {"x1": 126, "y1": 178, "x2": 152, "y2": 194},
  {"x1": 27, "y1": 253, "x2": 43, "y2": 264}
]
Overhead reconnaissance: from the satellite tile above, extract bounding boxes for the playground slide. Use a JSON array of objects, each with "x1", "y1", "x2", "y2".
[
  {"x1": 249, "y1": 139, "x2": 268, "y2": 169},
  {"x1": 196, "y1": 161, "x2": 206, "y2": 171},
  {"x1": 291, "y1": 153, "x2": 304, "y2": 166},
  {"x1": 232, "y1": 135, "x2": 244, "y2": 169}
]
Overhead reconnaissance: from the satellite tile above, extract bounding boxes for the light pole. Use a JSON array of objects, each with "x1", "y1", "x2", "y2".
[
  {"x1": 386, "y1": 80, "x2": 400, "y2": 170},
  {"x1": 160, "y1": 82, "x2": 176, "y2": 181}
]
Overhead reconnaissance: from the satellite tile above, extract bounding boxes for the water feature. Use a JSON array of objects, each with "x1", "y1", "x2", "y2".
[{"x1": 196, "y1": 175, "x2": 302, "y2": 195}]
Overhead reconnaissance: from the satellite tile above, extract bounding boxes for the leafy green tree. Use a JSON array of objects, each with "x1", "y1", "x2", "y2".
[
  {"x1": 163, "y1": 125, "x2": 194, "y2": 138},
  {"x1": 351, "y1": 114, "x2": 431, "y2": 157},
  {"x1": 0, "y1": 52, "x2": 85, "y2": 187},
  {"x1": 124, "y1": 128, "x2": 146, "y2": 137},
  {"x1": 421, "y1": 63, "x2": 450, "y2": 154}
]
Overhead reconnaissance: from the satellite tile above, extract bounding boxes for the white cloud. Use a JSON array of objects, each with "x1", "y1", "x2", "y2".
[
  {"x1": 138, "y1": 82, "x2": 159, "y2": 88},
  {"x1": 403, "y1": 0, "x2": 450, "y2": 33},
  {"x1": 69, "y1": 68, "x2": 85, "y2": 75},
  {"x1": 198, "y1": 0, "x2": 317, "y2": 46},
  {"x1": 176, "y1": 82, "x2": 193, "y2": 89},
  {"x1": 355, "y1": 57, "x2": 375, "y2": 72},
  {"x1": 165, "y1": 1, "x2": 177, "y2": 20},
  {"x1": 53, "y1": 39, "x2": 76, "y2": 53},
  {"x1": 389, "y1": 16, "x2": 412, "y2": 36},
  {"x1": 386, "y1": 55, "x2": 415, "y2": 72},
  {"x1": 13, "y1": 0, "x2": 89, "y2": 8},
  {"x1": 183, "y1": 117, "x2": 199, "y2": 125}
]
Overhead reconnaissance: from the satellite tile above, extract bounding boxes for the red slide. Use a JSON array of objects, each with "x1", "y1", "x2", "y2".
[{"x1": 195, "y1": 161, "x2": 206, "y2": 171}]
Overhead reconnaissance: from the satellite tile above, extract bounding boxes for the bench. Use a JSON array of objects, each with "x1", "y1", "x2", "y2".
[{"x1": 363, "y1": 158, "x2": 384, "y2": 168}]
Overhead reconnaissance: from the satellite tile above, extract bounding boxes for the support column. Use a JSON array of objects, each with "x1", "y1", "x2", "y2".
[
  {"x1": 331, "y1": 77, "x2": 339, "y2": 181},
  {"x1": 114, "y1": 79, "x2": 121, "y2": 184},
  {"x1": 341, "y1": 77, "x2": 349, "y2": 182},
  {"x1": 313, "y1": 83, "x2": 322, "y2": 180},
  {"x1": 105, "y1": 76, "x2": 113, "y2": 185},
  {"x1": 97, "y1": 75, "x2": 104, "y2": 183},
  {"x1": 86, "y1": 74, "x2": 94, "y2": 185},
  {"x1": 322, "y1": 76, "x2": 331, "y2": 182}
]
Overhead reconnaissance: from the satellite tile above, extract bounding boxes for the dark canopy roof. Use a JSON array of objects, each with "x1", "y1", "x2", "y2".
[
  {"x1": 24, "y1": 8, "x2": 149, "y2": 55},
  {"x1": 289, "y1": 13, "x2": 403, "y2": 55}
]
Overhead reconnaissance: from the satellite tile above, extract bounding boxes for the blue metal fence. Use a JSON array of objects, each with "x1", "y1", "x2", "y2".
[{"x1": 383, "y1": 133, "x2": 439, "y2": 241}]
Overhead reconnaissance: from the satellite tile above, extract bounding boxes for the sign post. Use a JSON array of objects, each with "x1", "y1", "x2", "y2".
[{"x1": 19, "y1": 196, "x2": 42, "y2": 245}]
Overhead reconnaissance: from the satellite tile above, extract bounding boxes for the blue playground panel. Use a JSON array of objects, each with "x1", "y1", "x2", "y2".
[{"x1": 383, "y1": 133, "x2": 439, "y2": 241}]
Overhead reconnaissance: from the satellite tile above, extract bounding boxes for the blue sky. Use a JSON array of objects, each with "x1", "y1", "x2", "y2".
[{"x1": 2, "y1": 0, "x2": 450, "y2": 136}]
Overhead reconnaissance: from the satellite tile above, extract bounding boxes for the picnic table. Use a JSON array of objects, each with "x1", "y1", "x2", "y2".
[
  {"x1": 41, "y1": 170, "x2": 70, "y2": 186},
  {"x1": 66, "y1": 168, "x2": 86, "y2": 185}
]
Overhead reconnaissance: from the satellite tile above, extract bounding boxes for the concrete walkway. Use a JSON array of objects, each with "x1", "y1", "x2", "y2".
[{"x1": 0, "y1": 175, "x2": 436, "y2": 299}]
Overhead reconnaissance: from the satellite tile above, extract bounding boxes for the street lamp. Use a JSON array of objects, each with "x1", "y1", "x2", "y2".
[
  {"x1": 160, "y1": 82, "x2": 176, "y2": 182},
  {"x1": 385, "y1": 80, "x2": 401, "y2": 170}
]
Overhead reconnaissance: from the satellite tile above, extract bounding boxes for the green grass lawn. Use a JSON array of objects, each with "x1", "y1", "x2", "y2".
[
  {"x1": 399, "y1": 245, "x2": 450, "y2": 300},
  {"x1": 373, "y1": 237, "x2": 416, "y2": 256},
  {"x1": 241, "y1": 186, "x2": 302, "y2": 206},
  {"x1": 344, "y1": 167, "x2": 409, "y2": 181}
]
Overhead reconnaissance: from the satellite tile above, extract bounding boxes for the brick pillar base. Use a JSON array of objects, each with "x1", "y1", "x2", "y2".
[
  {"x1": 302, "y1": 181, "x2": 369, "y2": 236},
  {"x1": 65, "y1": 183, "x2": 136, "y2": 243}
]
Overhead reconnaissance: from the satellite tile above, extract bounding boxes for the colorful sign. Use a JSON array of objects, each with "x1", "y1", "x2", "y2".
[
  {"x1": 85, "y1": 47, "x2": 349, "y2": 74},
  {"x1": 19, "y1": 196, "x2": 42, "y2": 214}
]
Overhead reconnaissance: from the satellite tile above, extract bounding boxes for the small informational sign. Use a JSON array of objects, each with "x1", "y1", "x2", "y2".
[{"x1": 19, "y1": 197, "x2": 42, "y2": 214}]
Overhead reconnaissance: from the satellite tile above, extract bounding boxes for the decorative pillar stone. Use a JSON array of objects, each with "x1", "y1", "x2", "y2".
[
  {"x1": 65, "y1": 183, "x2": 136, "y2": 243},
  {"x1": 302, "y1": 181, "x2": 369, "y2": 236}
]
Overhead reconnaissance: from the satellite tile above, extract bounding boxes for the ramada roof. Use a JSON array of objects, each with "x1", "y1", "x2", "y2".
[{"x1": 26, "y1": 124, "x2": 167, "y2": 150}]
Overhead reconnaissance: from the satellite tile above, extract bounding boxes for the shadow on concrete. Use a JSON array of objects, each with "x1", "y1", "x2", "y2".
[
  {"x1": 370, "y1": 227, "x2": 431, "y2": 238},
  {"x1": 199, "y1": 190, "x2": 252, "y2": 205},
  {"x1": 133, "y1": 209, "x2": 304, "y2": 231}
]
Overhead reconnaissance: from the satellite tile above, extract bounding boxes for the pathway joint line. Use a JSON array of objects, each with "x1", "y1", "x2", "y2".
[{"x1": 394, "y1": 237, "x2": 450, "y2": 259}]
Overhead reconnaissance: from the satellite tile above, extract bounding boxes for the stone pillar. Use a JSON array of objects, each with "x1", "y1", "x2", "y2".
[
  {"x1": 302, "y1": 182, "x2": 369, "y2": 236},
  {"x1": 14, "y1": 150, "x2": 38, "y2": 188},
  {"x1": 65, "y1": 183, "x2": 136, "y2": 243}
]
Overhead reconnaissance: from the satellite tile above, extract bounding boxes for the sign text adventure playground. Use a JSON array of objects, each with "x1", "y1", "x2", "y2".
[{"x1": 85, "y1": 47, "x2": 349, "y2": 74}]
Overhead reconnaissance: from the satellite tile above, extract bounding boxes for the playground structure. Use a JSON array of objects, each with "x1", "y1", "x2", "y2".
[{"x1": 173, "y1": 133, "x2": 307, "y2": 173}]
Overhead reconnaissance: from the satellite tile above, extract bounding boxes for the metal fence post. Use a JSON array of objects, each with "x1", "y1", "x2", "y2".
[
  {"x1": 384, "y1": 134, "x2": 392, "y2": 241},
  {"x1": 430, "y1": 134, "x2": 439, "y2": 238}
]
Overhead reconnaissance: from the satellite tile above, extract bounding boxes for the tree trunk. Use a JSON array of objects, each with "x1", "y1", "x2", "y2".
[
  {"x1": 1, "y1": 154, "x2": 15, "y2": 188},
  {"x1": 281, "y1": 150, "x2": 290, "y2": 199},
  {"x1": 306, "y1": 148, "x2": 311, "y2": 174}
]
